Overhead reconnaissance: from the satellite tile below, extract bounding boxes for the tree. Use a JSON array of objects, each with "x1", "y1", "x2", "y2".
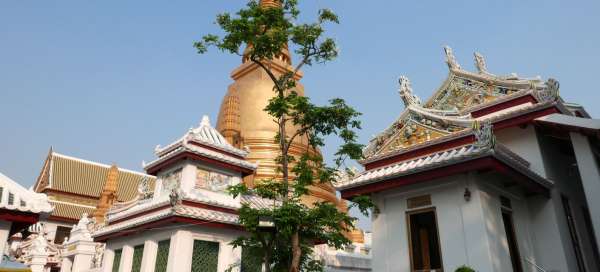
[{"x1": 195, "y1": 1, "x2": 375, "y2": 271}]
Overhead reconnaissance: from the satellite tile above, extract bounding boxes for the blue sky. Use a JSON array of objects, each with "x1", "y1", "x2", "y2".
[{"x1": 1, "y1": 0, "x2": 599, "y2": 230}]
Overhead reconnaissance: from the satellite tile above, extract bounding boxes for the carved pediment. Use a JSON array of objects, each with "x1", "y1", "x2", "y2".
[
  {"x1": 367, "y1": 110, "x2": 470, "y2": 158},
  {"x1": 377, "y1": 120, "x2": 449, "y2": 155},
  {"x1": 426, "y1": 75, "x2": 522, "y2": 112}
]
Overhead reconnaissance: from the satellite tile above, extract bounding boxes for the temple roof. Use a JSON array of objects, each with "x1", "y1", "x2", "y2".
[
  {"x1": 145, "y1": 115, "x2": 257, "y2": 173},
  {"x1": 362, "y1": 47, "x2": 565, "y2": 161},
  {"x1": 0, "y1": 171, "x2": 53, "y2": 214},
  {"x1": 335, "y1": 124, "x2": 551, "y2": 193},
  {"x1": 334, "y1": 47, "x2": 577, "y2": 197},
  {"x1": 33, "y1": 149, "x2": 156, "y2": 221}
]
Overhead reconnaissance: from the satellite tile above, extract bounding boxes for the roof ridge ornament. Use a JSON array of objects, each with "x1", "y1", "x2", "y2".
[
  {"x1": 398, "y1": 76, "x2": 422, "y2": 107},
  {"x1": 535, "y1": 78, "x2": 560, "y2": 103},
  {"x1": 474, "y1": 52, "x2": 488, "y2": 74},
  {"x1": 444, "y1": 46, "x2": 461, "y2": 70},
  {"x1": 472, "y1": 120, "x2": 495, "y2": 148},
  {"x1": 200, "y1": 115, "x2": 211, "y2": 127}
]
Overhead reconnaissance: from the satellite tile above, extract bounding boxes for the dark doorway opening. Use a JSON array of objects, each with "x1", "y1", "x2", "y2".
[
  {"x1": 501, "y1": 210, "x2": 523, "y2": 272},
  {"x1": 407, "y1": 208, "x2": 443, "y2": 272}
]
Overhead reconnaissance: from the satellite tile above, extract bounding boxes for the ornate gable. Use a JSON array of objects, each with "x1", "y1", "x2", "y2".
[
  {"x1": 363, "y1": 46, "x2": 563, "y2": 161},
  {"x1": 364, "y1": 76, "x2": 472, "y2": 158},
  {"x1": 425, "y1": 47, "x2": 545, "y2": 112}
]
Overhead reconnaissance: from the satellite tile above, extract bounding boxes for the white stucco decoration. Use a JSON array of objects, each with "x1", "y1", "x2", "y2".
[
  {"x1": 29, "y1": 234, "x2": 48, "y2": 256},
  {"x1": 398, "y1": 76, "x2": 422, "y2": 107},
  {"x1": 473, "y1": 121, "x2": 495, "y2": 148},
  {"x1": 444, "y1": 46, "x2": 461, "y2": 70}
]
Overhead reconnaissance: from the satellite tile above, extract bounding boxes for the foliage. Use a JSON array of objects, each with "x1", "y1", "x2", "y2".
[
  {"x1": 196, "y1": 1, "x2": 376, "y2": 271},
  {"x1": 455, "y1": 265, "x2": 476, "y2": 272}
]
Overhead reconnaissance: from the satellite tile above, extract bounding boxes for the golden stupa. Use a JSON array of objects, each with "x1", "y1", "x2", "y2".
[{"x1": 216, "y1": 0, "x2": 339, "y2": 205}]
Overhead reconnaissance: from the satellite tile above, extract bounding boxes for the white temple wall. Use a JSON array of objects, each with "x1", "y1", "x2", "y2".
[
  {"x1": 104, "y1": 224, "x2": 244, "y2": 272},
  {"x1": 495, "y1": 125, "x2": 547, "y2": 177},
  {"x1": 0, "y1": 220, "x2": 12, "y2": 258},
  {"x1": 570, "y1": 132, "x2": 600, "y2": 259},
  {"x1": 534, "y1": 132, "x2": 600, "y2": 272},
  {"x1": 369, "y1": 171, "x2": 551, "y2": 272},
  {"x1": 371, "y1": 175, "x2": 499, "y2": 272},
  {"x1": 476, "y1": 176, "x2": 537, "y2": 272}
]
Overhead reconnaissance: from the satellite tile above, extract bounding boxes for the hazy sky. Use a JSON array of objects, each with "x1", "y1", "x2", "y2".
[{"x1": 1, "y1": 0, "x2": 599, "y2": 230}]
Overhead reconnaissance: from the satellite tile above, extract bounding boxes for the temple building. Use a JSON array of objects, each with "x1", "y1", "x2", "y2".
[
  {"x1": 335, "y1": 47, "x2": 600, "y2": 272},
  {"x1": 89, "y1": 115, "x2": 262, "y2": 272},
  {"x1": 31, "y1": 149, "x2": 155, "y2": 246},
  {"x1": 0, "y1": 171, "x2": 52, "y2": 262}
]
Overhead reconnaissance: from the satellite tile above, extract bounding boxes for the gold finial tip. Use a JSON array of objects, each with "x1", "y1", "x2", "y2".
[{"x1": 260, "y1": 0, "x2": 281, "y2": 8}]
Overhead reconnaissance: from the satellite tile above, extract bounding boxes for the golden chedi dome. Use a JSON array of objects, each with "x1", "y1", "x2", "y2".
[{"x1": 216, "y1": 0, "x2": 339, "y2": 206}]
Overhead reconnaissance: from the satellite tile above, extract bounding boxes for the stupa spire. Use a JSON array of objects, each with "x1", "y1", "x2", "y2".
[
  {"x1": 93, "y1": 164, "x2": 119, "y2": 224},
  {"x1": 242, "y1": 0, "x2": 291, "y2": 64},
  {"x1": 260, "y1": 0, "x2": 282, "y2": 8}
]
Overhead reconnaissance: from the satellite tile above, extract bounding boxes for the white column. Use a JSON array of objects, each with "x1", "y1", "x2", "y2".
[
  {"x1": 30, "y1": 254, "x2": 49, "y2": 272},
  {"x1": 71, "y1": 244, "x2": 95, "y2": 272},
  {"x1": 570, "y1": 132, "x2": 600, "y2": 248},
  {"x1": 102, "y1": 249, "x2": 115, "y2": 272},
  {"x1": 119, "y1": 245, "x2": 134, "y2": 272},
  {"x1": 0, "y1": 220, "x2": 12, "y2": 258},
  {"x1": 140, "y1": 240, "x2": 158, "y2": 272},
  {"x1": 180, "y1": 164, "x2": 197, "y2": 193},
  {"x1": 460, "y1": 176, "x2": 495, "y2": 272},
  {"x1": 218, "y1": 241, "x2": 241, "y2": 272},
  {"x1": 60, "y1": 257, "x2": 73, "y2": 272},
  {"x1": 166, "y1": 230, "x2": 193, "y2": 272}
]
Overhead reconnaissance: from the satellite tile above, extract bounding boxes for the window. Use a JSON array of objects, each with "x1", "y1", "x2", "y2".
[
  {"x1": 155, "y1": 239, "x2": 170, "y2": 272},
  {"x1": 8, "y1": 193, "x2": 14, "y2": 205},
  {"x1": 54, "y1": 226, "x2": 72, "y2": 244},
  {"x1": 407, "y1": 208, "x2": 443, "y2": 272},
  {"x1": 131, "y1": 244, "x2": 144, "y2": 272},
  {"x1": 562, "y1": 196, "x2": 586, "y2": 272},
  {"x1": 191, "y1": 240, "x2": 219, "y2": 272},
  {"x1": 112, "y1": 249, "x2": 122, "y2": 272},
  {"x1": 241, "y1": 247, "x2": 262, "y2": 272},
  {"x1": 0, "y1": 187, "x2": 3, "y2": 202}
]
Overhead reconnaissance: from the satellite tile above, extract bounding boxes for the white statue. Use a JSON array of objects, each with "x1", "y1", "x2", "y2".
[
  {"x1": 70, "y1": 213, "x2": 93, "y2": 242},
  {"x1": 30, "y1": 234, "x2": 48, "y2": 256}
]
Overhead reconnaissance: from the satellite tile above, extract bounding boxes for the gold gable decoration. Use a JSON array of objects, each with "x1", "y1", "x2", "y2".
[
  {"x1": 377, "y1": 120, "x2": 450, "y2": 155},
  {"x1": 426, "y1": 75, "x2": 520, "y2": 112},
  {"x1": 363, "y1": 46, "x2": 553, "y2": 160}
]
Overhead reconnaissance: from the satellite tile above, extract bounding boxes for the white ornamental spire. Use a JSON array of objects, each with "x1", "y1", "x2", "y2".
[{"x1": 200, "y1": 115, "x2": 211, "y2": 127}]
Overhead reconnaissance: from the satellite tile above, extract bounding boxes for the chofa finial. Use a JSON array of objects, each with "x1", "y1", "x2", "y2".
[
  {"x1": 474, "y1": 52, "x2": 488, "y2": 74},
  {"x1": 444, "y1": 46, "x2": 461, "y2": 70},
  {"x1": 398, "y1": 76, "x2": 421, "y2": 107}
]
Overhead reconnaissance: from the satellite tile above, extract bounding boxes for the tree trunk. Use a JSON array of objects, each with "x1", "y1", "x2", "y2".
[{"x1": 290, "y1": 231, "x2": 301, "y2": 272}]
